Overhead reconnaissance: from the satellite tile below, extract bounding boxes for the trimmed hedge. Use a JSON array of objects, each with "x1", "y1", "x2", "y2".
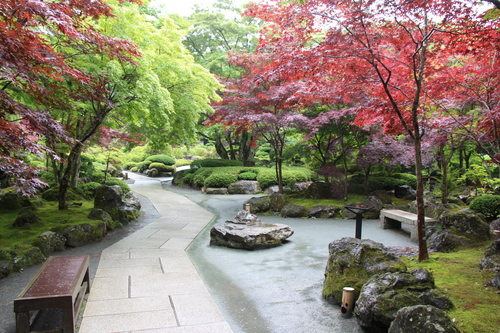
[
  {"x1": 123, "y1": 162, "x2": 138, "y2": 170},
  {"x1": 149, "y1": 162, "x2": 175, "y2": 173},
  {"x1": 137, "y1": 161, "x2": 152, "y2": 172},
  {"x1": 204, "y1": 174, "x2": 238, "y2": 188},
  {"x1": 238, "y1": 172, "x2": 257, "y2": 180},
  {"x1": 190, "y1": 159, "x2": 244, "y2": 168},
  {"x1": 470, "y1": 195, "x2": 500, "y2": 219},
  {"x1": 145, "y1": 155, "x2": 175, "y2": 166}
]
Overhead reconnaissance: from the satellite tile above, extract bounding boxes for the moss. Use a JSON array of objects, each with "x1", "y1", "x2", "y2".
[
  {"x1": 322, "y1": 267, "x2": 370, "y2": 302},
  {"x1": 402, "y1": 244, "x2": 500, "y2": 333}
]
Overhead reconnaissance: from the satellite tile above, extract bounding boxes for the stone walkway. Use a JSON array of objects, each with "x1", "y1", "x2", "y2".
[{"x1": 79, "y1": 174, "x2": 233, "y2": 332}]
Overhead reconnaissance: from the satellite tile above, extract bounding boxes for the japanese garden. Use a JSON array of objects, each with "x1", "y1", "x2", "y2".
[{"x1": 1, "y1": 0, "x2": 500, "y2": 332}]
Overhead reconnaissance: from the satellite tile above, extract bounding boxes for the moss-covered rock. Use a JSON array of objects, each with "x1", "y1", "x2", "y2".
[
  {"x1": 13, "y1": 247, "x2": 45, "y2": 272},
  {"x1": 281, "y1": 204, "x2": 308, "y2": 218},
  {"x1": 322, "y1": 237, "x2": 406, "y2": 304},
  {"x1": 269, "y1": 193, "x2": 287, "y2": 212},
  {"x1": 88, "y1": 208, "x2": 117, "y2": 230},
  {"x1": 243, "y1": 196, "x2": 270, "y2": 214},
  {"x1": 32, "y1": 231, "x2": 66, "y2": 256},
  {"x1": 41, "y1": 187, "x2": 85, "y2": 202},
  {"x1": 309, "y1": 205, "x2": 341, "y2": 219},
  {"x1": 355, "y1": 269, "x2": 454, "y2": 333},
  {"x1": 0, "y1": 260, "x2": 13, "y2": 279},
  {"x1": 388, "y1": 305, "x2": 460, "y2": 333},
  {"x1": 0, "y1": 192, "x2": 33, "y2": 210},
  {"x1": 61, "y1": 223, "x2": 105, "y2": 247},
  {"x1": 12, "y1": 207, "x2": 40, "y2": 227}
]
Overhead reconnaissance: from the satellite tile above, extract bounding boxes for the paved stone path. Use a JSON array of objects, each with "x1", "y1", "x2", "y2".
[{"x1": 79, "y1": 174, "x2": 233, "y2": 332}]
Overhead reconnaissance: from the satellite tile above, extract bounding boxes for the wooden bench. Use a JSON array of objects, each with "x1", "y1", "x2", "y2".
[
  {"x1": 14, "y1": 255, "x2": 90, "y2": 333},
  {"x1": 380, "y1": 209, "x2": 438, "y2": 242}
]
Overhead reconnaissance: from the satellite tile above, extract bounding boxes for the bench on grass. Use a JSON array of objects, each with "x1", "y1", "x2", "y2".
[
  {"x1": 14, "y1": 255, "x2": 90, "y2": 333},
  {"x1": 380, "y1": 209, "x2": 438, "y2": 242}
]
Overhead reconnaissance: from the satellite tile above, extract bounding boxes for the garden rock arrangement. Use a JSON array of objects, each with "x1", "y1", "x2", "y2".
[
  {"x1": 94, "y1": 185, "x2": 141, "y2": 226},
  {"x1": 322, "y1": 237, "x2": 455, "y2": 332},
  {"x1": 355, "y1": 269, "x2": 453, "y2": 332},
  {"x1": 322, "y1": 237, "x2": 406, "y2": 304},
  {"x1": 480, "y1": 239, "x2": 500, "y2": 287},
  {"x1": 210, "y1": 210, "x2": 294, "y2": 250}
]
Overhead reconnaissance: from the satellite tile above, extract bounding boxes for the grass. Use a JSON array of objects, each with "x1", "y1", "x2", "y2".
[
  {"x1": 402, "y1": 244, "x2": 500, "y2": 333},
  {"x1": 0, "y1": 200, "x2": 98, "y2": 258},
  {"x1": 285, "y1": 193, "x2": 369, "y2": 209}
]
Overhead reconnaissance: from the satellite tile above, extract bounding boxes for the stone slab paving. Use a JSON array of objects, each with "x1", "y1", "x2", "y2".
[{"x1": 79, "y1": 174, "x2": 233, "y2": 333}]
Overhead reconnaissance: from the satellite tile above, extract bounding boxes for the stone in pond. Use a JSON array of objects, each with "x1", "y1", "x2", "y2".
[{"x1": 210, "y1": 210, "x2": 293, "y2": 250}]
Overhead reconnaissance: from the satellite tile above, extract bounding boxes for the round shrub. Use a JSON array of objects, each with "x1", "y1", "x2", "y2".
[
  {"x1": 238, "y1": 172, "x2": 257, "y2": 180},
  {"x1": 175, "y1": 159, "x2": 192, "y2": 167},
  {"x1": 192, "y1": 168, "x2": 214, "y2": 188},
  {"x1": 79, "y1": 182, "x2": 101, "y2": 199},
  {"x1": 257, "y1": 169, "x2": 278, "y2": 189},
  {"x1": 149, "y1": 163, "x2": 175, "y2": 173},
  {"x1": 137, "y1": 161, "x2": 151, "y2": 172},
  {"x1": 470, "y1": 195, "x2": 500, "y2": 219},
  {"x1": 204, "y1": 174, "x2": 237, "y2": 188},
  {"x1": 145, "y1": 155, "x2": 175, "y2": 166},
  {"x1": 124, "y1": 162, "x2": 138, "y2": 170},
  {"x1": 130, "y1": 167, "x2": 138, "y2": 172},
  {"x1": 103, "y1": 177, "x2": 131, "y2": 193},
  {"x1": 191, "y1": 159, "x2": 243, "y2": 168}
]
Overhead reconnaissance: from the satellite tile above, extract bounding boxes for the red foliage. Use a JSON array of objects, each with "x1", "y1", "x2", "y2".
[{"x1": 0, "y1": 0, "x2": 141, "y2": 194}]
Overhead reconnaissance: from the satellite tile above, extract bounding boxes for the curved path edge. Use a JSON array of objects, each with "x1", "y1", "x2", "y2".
[{"x1": 79, "y1": 174, "x2": 233, "y2": 333}]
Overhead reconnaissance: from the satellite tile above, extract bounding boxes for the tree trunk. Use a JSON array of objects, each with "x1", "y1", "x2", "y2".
[
  {"x1": 214, "y1": 131, "x2": 229, "y2": 159},
  {"x1": 58, "y1": 144, "x2": 83, "y2": 210},
  {"x1": 414, "y1": 136, "x2": 429, "y2": 261}
]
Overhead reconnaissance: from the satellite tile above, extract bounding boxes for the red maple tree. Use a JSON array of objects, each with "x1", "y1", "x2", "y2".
[
  {"x1": 0, "y1": 0, "x2": 140, "y2": 199},
  {"x1": 241, "y1": 0, "x2": 499, "y2": 260}
]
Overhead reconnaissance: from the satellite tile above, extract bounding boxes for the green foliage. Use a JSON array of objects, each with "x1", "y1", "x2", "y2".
[
  {"x1": 78, "y1": 182, "x2": 101, "y2": 199},
  {"x1": 103, "y1": 177, "x2": 131, "y2": 193},
  {"x1": 149, "y1": 162, "x2": 175, "y2": 172},
  {"x1": 192, "y1": 168, "x2": 215, "y2": 187},
  {"x1": 204, "y1": 173, "x2": 238, "y2": 188},
  {"x1": 130, "y1": 167, "x2": 138, "y2": 172},
  {"x1": 470, "y1": 195, "x2": 500, "y2": 219},
  {"x1": 123, "y1": 162, "x2": 138, "y2": 170},
  {"x1": 348, "y1": 175, "x2": 409, "y2": 193},
  {"x1": 137, "y1": 161, "x2": 152, "y2": 172},
  {"x1": 191, "y1": 159, "x2": 244, "y2": 168},
  {"x1": 393, "y1": 173, "x2": 417, "y2": 188},
  {"x1": 80, "y1": 153, "x2": 96, "y2": 178},
  {"x1": 256, "y1": 168, "x2": 278, "y2": 189},
  {"x1": 175, "y1": 159, "x2": 192, "y2": 167},
  {"x1": 145, "y1": 154, "x2": 175, "y2": 166},
  {"x1": 238, "y1": 172, "x2": 257, "y2": 180},
  {"x1": 90, "y1": 171, "x2": 106, "y2": 183}
]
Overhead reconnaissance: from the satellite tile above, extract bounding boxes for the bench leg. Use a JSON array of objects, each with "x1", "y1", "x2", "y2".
[
  {"x1": 62, "y1": 306, "x2": 75, "y2": 333},
  {"x1": 410, "y1": 225, "x2": 419, "y2": 242},
  {"x1": 381, "y1": 216, "x2": 402, "y2": 230},
  {"x1": 15, "y1": 312, "x2": 30, "y2": 333}
]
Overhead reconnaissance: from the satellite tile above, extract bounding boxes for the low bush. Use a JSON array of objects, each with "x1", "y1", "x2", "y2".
[
  {"x1": 145, "y1": 154, "x2": 175, "y2": 166},
  {"x1": 204, "y1": 174, "x2": 238, "y2": 188},
  {"x1": 175, "y1": 159, "x2": 192, "y2": 167},
  {"x1": 130, "y1": 167, "x2": 138, "y2": 172},
  {"x1": 103, "y1": 177, "x2": 131, "y2": 193},
  {"x1": 192, "y1": 168, "x2": 214, "y2": 188},
  {"x1": 238, "y1": 172, "x2": 257, "y2": 180},
  {"x1": 348, "y1": 175, "x2": 408, "y2": 193},
  {"x1": 191, "y1": 159, "x2": 243, "y2": 168},
  {"x1": 470, "y1": 195, "x2": 500, "y2": 219},
  {"x1": 78, "y1": 182, "x2": 101, "y2": 199},
  {"x1": 137, "y1": 161, "x2": 151, "y2": 172},
  {"x1": 124, "y1": 162, "x2": 138, "y2": 170},
  {"x1": 149, "y1": 162, "x2": 175, "y2": 173}
]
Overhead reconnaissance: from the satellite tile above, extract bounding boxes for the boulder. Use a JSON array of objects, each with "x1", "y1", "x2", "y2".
[
  {"x1": 388, "y1": 305, "x2": 460, "y2": 333},
  {"x1": 61, "y1": 223, "x2": 106, "y2": 247},
  {"x1": 243, "y1": 196, "x2": 270, "y2": 214},
  {"x1": 490, "y1": 271, "x2": 500, "y2": 288},
  {"x1": 354, "y1": 269, "x2": 453, "y2": 333},
  {"x1": 292, "y1": 182, "x2": 312, "y2": 192},
  {"x1": 479, "y1": 239, "x2": 500, "y2": 271},
  {"x1": 88, "y1": 208, "x2": 116, "y2": 230},
  {"x1": 94, "y1": 185, "x2": 139, "y2": 224},
  {"x1": 228, "y1": 180, "x2": 261, "y2": 194},
  {"x1": 265, "y1": 186, "x2": 291, "y2": 194},
  {"x1": 440, "y1": 210, "x2": 492, "y2": 241},
  {"x1": 205, "y1": 188, "x2": 228, "y2": 195},
  {"x1": 361, "y1": 196, "x2": 384, "y2": 219},
  {"x1": 427, "y1": 227, "x2": 469, "y2": 253},
  {"x1": 408, "y1": 197, "x2": 451, "y2": 220},
  {"x1": 0, "y1": 260, "x2": 13, "y2": 279},
  {"x1": 322, "y1": 238, "x2": 406, "y2": 304},
  {"x1": 32, "y1": 231, "x2": 66, "y2": 256},
  {"x1": 13, "y1": 247, "x2": 46, "y2": 272},
  {"x1": 305, "y1": 182, "x2": 333, "y2": 199},
  {"x1": 281, "y1": 204, "x2": 308, "y2": 218},
  {"x1": 309, "y1": 205, "x2": 341, "y2": 219},
  {"x1": 269, "y1": 193, "x2": 287, "y2": 212},
  {"x1": 395, "y1": 185, "x2": 416, "y2": 200},
  {"x1": 210, "y1": 222, "x2": 294, "y2": 250},
  {"x1": 12, "y1": 207, "x2": 40, "y2": 227},
  {"x1": 371, "y1": 190, "x2": 393, "y2": 204},
  {"x1": 0, "y1": 192, "x2": 33, "y2": 210}
]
